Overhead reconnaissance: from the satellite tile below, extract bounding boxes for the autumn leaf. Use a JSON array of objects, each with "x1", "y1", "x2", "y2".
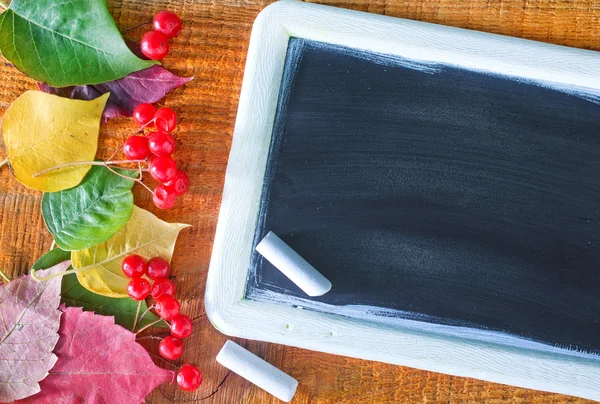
[
  {"x1": 31, "y1": 248, "x2": 72, "y2": 272},
  {"x1": 0, "y1": 0, "x2": 155, "y2": 87},
  {"x1": 42, "y1": 165, "x2": 137, "y2": 251},
  {"x1": 38, "y1": 65, "x2": 193, "y2": 122},
  {"x1": 32, "y1": 249, "x2": 165, "y2": 330},
  {"x1": 15, "y1": 307, "x2": 174, "y2": 404},
  {"x1": 1, "y1": 91, "x2": 108, "y2": 192},
  {"x1": 72, "y1": 206, "x2": 190, "y2": 297},
  {"x1": 0, "y1": 261, "x2": 69, "y2": 402}
]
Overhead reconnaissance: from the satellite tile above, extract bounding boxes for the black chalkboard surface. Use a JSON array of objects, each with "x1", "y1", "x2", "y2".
[{"x1": 246, "y1": 37, "x2": 600, "y2": 356}]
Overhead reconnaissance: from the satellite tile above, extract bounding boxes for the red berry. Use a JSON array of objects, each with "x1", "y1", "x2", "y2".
[
  {"x1": 122, "y1": 254, "x2": 147, "y2": 278},
  {"x1": 127, "y1": 278, "x2": 151, "y2": 300},
  {"x1": 151, "y1": 278, "x2": 176, "y2": 299},
  {"x1": 154, "y1": 108, "x2": 177, "y2": 132},
  {"x1": 177, "y1": 364, "x2": 202, "y2": 391},
  {"x1": 159, "y1": 336, "x2": 184, "y2": 360},
  {"x1": 149, "y1": 155, "x2": 177, "y2": 182},
  {"x1": 170, "y1": 314, "x2": 192, "y2": 339},
  {"x1": 140, "y1": 30, "x2": 170, "y2": 60},
  {"x1": 123, "y1": 136, "x2": 151, "y2": 160},
  {"x1": 132, "y1": 103, "x2": 157, "y2": 127},
  {"x1": 164, "y1": 170, "x2": 189, "y2": 196},
  {"x1": 153, "y1": 184, "x2": 177, "y2": 210},
  {"x1": 155, "y1": 296, "x2": 180, "y2": 320},
  {"x1": 147, "y1": 257, "x2": 171, "y2": 279},
  {"x1": 153, "y1": 11, "x2": 182, "y2": 39},
  {"x1": 148, "y1": 131, "x2": 176, "y2": 156}
]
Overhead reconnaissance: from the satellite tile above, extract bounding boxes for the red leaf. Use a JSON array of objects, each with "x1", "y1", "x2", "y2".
[
  {"x1": 0, "y1": 261, "x2": 69, "y2": 401},
  {"x1": 37, "y1": 66, "x2": 193, "y2": 122},
  {"x1": 16, "y1": 307, "x2": 174, "y2": 404}
]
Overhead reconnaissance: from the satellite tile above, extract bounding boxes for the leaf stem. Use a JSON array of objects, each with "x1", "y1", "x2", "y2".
[
  {"x1": 30, "y1": 262, "x2": 96, "y2": 282},
  {"x1": 33, "y1": 160, "x2": 146, "y2": 178},
  {"x1": 0, "y1": 159, "x2": 7, "y2": 169},
  {"x1": 136, "y1": 318, "x2": 168, "y2": 334},
  {"x1": 0, "y1": 1, "x2": 7, "y2": 11},
  {"x1": 0, "y1": 268, "x2": 11, "y2": 283},
  {"x1": 132, "y1": 300, "x2": 143, "y2": 332},
  {"x1": 49, "y1": 239, "x2": 56, "y2": 250}
]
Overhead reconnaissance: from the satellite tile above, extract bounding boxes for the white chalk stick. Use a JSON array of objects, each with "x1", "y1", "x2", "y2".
[
  {"x1": 216, "y1": 340, "x2": 298, "y2": 402},
  {"x1": 256, "y1": 231, "x2": 332, "y2": 297}
]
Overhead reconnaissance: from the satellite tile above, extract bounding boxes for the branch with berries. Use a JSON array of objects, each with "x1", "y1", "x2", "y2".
[
  {"x1": 125, "y1": 254, "x2": 202, "y2": 392},
  {"x1": 0, "y1": 3, "x2": 206, "y2": 402}
]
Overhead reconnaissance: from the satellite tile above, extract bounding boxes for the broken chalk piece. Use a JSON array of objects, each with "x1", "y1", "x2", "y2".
[
  {"x1": 216, "y1": 340, "x2": 298, "y2": 402},
  {"x1": 256, "y1": 231, "x2": 332, "y2": 297}
]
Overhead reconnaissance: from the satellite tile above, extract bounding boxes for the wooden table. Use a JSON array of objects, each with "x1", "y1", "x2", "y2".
[{"x1": 0, "y1": 0, "x2": 598, "y2": 402}]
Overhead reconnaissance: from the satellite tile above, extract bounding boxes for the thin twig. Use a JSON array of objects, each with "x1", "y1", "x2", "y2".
[
  {"x1": 138, "y1": 117, "x2": 158, "y2": 133},
  {"x1": 121, "y1": 19, "x2": 152, "y2": 33},
  {"x1": 33, "y1": 159, "x2": 146, "y2": 177},
  {"x1": 137, "y1": 304, "x2": 155, "y2": 325},
  {"x1": 199, "y1": 371, "x2": 232, "y2": 401},
  {"x1": 105, "y1": 164, "x2": 154, "y2": 194},
  {"x1": 132, "y1": 301, "x2": 143, "y2": 332},
  {"x1": 0, "y1": 268, "x2": 11, "y2": 283},
  {"x1": 33, "y1": 161, "x2": 106, "y2": 176},
  {"x1": 107, "y1": 143, "x2": 123, "y2": 162},
  {"x1": 136, "y1": 334, "x2": 167, "y2": 341},
  {"x1": 148, "y1": 352, "x2": 179, "y2": 369},
  {"x1": 136, "y1": 318, "x2": 169, "y2": 334},
  {"x1": 0, "y1": 159, "x2": 7, "y2": 169}
]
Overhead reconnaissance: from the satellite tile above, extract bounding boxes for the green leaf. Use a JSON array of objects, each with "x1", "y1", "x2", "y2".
[
  {"x1": 0, "y1": 0, "x2": 156, "y2": 87},
  {"x1": 32, "y1": 248, "x2": 71, "y2": 271},
  {"x1": 32, "y1": 248, "x2": 165, "y2": 330},
  {"x1": 42, "y1": 165, "x2": 137, "y2": 251}
]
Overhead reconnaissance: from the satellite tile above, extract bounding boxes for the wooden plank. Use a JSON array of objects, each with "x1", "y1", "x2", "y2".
[{"x1": 0, "y1": 0, "x2": 598, "y2": 402}]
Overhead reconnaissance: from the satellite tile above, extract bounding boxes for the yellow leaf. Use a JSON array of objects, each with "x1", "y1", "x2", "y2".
[
  {"x1": 1, "y1": 91, "x2": 109, "y2": 192},
  {"x1": 72, "y1": 206, "x2": 190, "y2": 297}
]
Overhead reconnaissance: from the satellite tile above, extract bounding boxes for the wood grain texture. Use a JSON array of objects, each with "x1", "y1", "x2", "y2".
[{"x1": 0, "y1": 0, "x2": 597, "y2": 403}]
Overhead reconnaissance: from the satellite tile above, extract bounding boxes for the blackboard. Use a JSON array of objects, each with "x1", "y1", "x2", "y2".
[{"x1": 246, "y1": 37, "x2": 600, "y2": 356}]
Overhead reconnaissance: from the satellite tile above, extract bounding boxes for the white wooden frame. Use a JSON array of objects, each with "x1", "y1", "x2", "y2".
[{"x1": 205, "y1": 1, "x2": 600, "y2": 400}]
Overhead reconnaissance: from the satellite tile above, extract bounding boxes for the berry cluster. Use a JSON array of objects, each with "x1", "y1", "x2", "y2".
[
  {"x1": 125, "y1": 103, "x2": 189, "y2": 209},
  {"x1": 140, "y1": 11, "x2": 182, "y2": 60},
  {"x1": 122, "y1": 254, "x2": 202, "y2": 392}
]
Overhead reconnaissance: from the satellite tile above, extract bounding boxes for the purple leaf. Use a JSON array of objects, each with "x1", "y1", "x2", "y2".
[
  {"x1": 38, "y1": 66, "x2": 193, "y2": 122},
  {"x1": 0, "y1": 261, "x2": 70, "y2": 401}
]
